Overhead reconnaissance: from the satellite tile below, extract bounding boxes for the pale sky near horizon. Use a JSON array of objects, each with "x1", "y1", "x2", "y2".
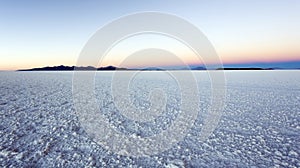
[{"x1": 0, "y1": 0, "x2": 299, "y2": 70}]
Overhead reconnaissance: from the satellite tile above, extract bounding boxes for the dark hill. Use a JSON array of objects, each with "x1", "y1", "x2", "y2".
[{"x1": 18, "y1": 65, "x2": 127, "y2": 71}]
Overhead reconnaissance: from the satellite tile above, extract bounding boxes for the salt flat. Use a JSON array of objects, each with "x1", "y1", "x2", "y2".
[{"x1": 0, "y1": 71, "x2": 299, "y2": 167}]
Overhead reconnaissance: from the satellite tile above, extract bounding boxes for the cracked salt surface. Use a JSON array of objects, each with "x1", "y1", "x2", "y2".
[{"x1": 1, "y1": 71, "x2": 300, "y2": 167}]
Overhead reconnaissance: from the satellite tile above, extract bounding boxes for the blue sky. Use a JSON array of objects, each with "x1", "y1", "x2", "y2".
[{"x1": 0, "y1": 0, "x2": 299, "y2": 70}]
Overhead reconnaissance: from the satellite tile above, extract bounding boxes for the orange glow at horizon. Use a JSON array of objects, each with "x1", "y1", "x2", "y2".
[
  {"x1": 1, "y1": 54, "x2": 300, "y2": 71},
  {"x1": 1, "y1": 33, "x2": 300, "y2": 70}
]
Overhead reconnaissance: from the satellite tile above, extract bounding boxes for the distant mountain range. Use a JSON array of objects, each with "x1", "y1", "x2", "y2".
[
  {"x1": 17, "y1": 61, "x2": 300, "y2": 71},
  {"x1": 18, "y1": 65, "x2": 209, "y2": 71},
  {"x1": 221, "y1": 61, "x2": 300, "y2": 69},
  {"x1": 18, "y1": 65, "x2": 125, "y2": 71},
  {"x1": 17, "y1": 65, "x2": 273, "y2": 71}
]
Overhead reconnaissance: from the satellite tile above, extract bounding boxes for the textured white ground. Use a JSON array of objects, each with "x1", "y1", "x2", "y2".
[{"x1": 0, "y1": 71, "x2": 299, "y2": 167}]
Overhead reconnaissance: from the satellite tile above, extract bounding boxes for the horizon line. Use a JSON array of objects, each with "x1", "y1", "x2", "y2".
[{"x1": 1, "y1": 59, "x2": 300, "y2": 71}]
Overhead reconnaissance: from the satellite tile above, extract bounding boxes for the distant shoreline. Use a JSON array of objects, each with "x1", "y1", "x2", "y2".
[{"x1": 16, "y1": 65, "x2": 300, "y2": 71}]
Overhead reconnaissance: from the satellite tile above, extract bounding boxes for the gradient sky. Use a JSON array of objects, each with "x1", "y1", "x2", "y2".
[{"x1": 0, "y1": 0, "x2": 299, "y2": 70}]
